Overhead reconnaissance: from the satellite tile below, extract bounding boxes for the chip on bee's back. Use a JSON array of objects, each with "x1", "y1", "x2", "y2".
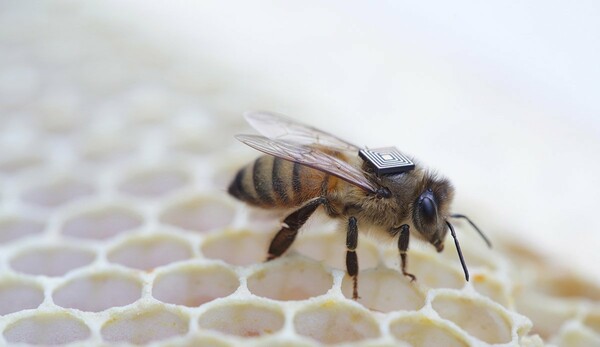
[{"x1": 359, "y1": 147, "x2": 415, "y2": 175}]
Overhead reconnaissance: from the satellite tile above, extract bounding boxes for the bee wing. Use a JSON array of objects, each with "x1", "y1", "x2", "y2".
[
  {"x1": 244, "y1": 111, "x2": 360, "y2": 151},
  {"x1": 236, "y1": 134, "x2": 378, "y2": 193}
]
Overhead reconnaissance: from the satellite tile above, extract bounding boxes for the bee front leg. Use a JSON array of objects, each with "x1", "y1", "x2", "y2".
[
  {"x1": 266, "y1": 197, "x2": 327, "y2": 261},
  {"x1": 396, "y1": 224, "x2": 416, "y2": 282},
  {"x1": 346, "y1": 216, "x2": 360, "y2": 300}
]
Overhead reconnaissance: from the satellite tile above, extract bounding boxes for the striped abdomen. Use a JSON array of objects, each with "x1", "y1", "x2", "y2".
[{"x1": 228, "y1": 155, "x2": 335, "y2": 208}]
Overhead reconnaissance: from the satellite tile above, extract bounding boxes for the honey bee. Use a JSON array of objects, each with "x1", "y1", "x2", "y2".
[{"x1": 229, "y1": 111, "x2": 491, "y2": 299}]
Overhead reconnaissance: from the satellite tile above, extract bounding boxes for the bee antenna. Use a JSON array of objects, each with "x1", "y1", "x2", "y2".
[
  {"x1": 450, "y1": 214, "x2": 492, "y2": 248},
  {"x1": 446, "y1": 221, "x2": 469, "y2": 281}
]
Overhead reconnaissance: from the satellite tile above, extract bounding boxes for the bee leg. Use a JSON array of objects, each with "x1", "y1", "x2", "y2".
[
  {"x1": 397, "y1": 224, "x2": 416, "y2": 282},
  {"x1": 266, "y1": 197, "x2": 327, "y2": 261},
  {"x1": 346, "y1": 216, "x2": 360, "y2": 300}
]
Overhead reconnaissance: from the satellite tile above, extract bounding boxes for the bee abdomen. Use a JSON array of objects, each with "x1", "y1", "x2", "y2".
[{"x1": 228, "y1": 156, "x2": 300, "y2": 207}]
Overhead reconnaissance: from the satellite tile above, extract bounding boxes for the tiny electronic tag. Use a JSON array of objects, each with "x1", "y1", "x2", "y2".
[{"x1": 359, "y1": 147, "x2": 415, "y2": 175}]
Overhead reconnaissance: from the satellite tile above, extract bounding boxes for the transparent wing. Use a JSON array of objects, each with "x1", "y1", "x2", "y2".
[
  {"x1": 244, "y1": 111, "x2": 359, "y2": 151},
  {"x1": 235, "y1": 134, "x2": 378, "y2": 193}
]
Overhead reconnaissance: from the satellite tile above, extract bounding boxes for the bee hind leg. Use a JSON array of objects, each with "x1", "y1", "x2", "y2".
[
  {"x1": 266, "y1": 197, "x2": 327, "y2": 261},
  {"x1": 346, "y1": 216, "x2": 360, "y2": 300}
]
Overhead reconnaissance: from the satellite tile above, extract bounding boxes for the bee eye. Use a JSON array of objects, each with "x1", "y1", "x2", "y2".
[
  {"x1": 419, "y1": 189, "x2": 438, "y2": 223},
  {"x1": 422, "y1": 197, "x2": 437, "y2": 221}
]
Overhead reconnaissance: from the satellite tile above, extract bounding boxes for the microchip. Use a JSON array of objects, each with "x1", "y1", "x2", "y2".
[{"x1": 359, "y1": 147, "x2": 415, "y2": 175}]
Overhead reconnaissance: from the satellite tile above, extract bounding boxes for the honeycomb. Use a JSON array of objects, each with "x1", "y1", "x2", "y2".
[{"x1": 1, "y1": 2, "x2": 599, "y2": 346}]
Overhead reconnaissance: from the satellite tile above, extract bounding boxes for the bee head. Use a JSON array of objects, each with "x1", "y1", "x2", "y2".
[{"x1": 413, "y1": 176, "x2": 454, "y2": 252}]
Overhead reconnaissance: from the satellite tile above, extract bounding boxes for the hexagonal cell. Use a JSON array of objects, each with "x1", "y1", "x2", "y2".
[
  {"x1": 471, "y1": 273, "x2": 510, "y2": 307},
  {"x1": 34, "y1": 88, "x2": 82, "y2": 134},
  {"x1": 177, "y1": 335, "x2": 232, "y2": 347},
  {"x1": 515, "y1": 289, "x2": 578, "y2": 339},
  {"x1": 198, "y1": 301, "x2": 285, "y2": 337},
  {"x1": 10, "y1": 246, "x2": 96, "y2": 276},
  {"x1": 123, "y1": 85, "x2": 174, "y2": 122},
  {"x1": 294, "y1": 232, "x2": 379, "y2": 271},
  {"x1": 107, "y1": 234, "x2": 193, "y2": 271},
  {"x1": 210, "y1": 160, "x2": 240, "y2": 191},
  {"x1": 77, "y1": 58, "x2": 130, "y2": 94},
  {"x1": 0, "y1": 154, "x2": 42, "y2": 175},
  {"x1": 341, "y1": 268, "x2": 425, "y2": 312},
  {"x1": 172, "y1": 132, "x2": 220, "y2": 156},
  {"x1": 101, "y1": 307, "x2": 189, "y2": 344},
  {"x1": 537, "y1": 271, "x2": 600, "y2": 301},
  {"x1": 21, "y1": 176, "x2": 94, "y2": 208},
  {"x1": 499, "y1": 238, "x2": 548, "y2": 269},
  {"x1": 260, "y1": 338, "x2": 321, "y2": 347},
  {"x1": 201, "y1": 230, "x2": 272, "y2": 266},
  {"x1": 248, "y1": 257, "x2": 333, "y2": 301},
  {"x1": 244, "y1": 208, "x2": 285, "y2": 232},
  {"x1": 80, "y1": 134, "x2": 136, "y2": 163},
  {"x1": 382, "y1": 248, "x2": 464, "y2": 289},
  {"x1": 554, "y1": 325, "x2": 600, "y2": 347},
  {"x1": 168, "y1": 114, "x2": 229, "y2": 156},
  {"x1": 431, "y1": 294, "x2": 512, "y2": 345},
  {"x1": 61, "y1": 205, "x2": 143, "y2": 240},
  {"x1": 53, "y1": 271, "x2": 142, "y2": 312},
  {"x1": 0, "y1": 215, "x2": 45, "y2": 244},
  {"x1": 293, "y1": 301, "x2": 380, "y2": 344},
  {"x1": 153, "y1": 264, "x2": 239, "y2": 306},
  {"x1": 160, "y1": 196, "x2": 235, "y2": 233},
  {"x1": 118, "y1": 167, "x2": 190, "y2": 198},
  {"x1": 583, "y1": 311, "x2": 600, "y2": 335},
  {"x1": 389, "y1": 315, "x2": 469, "y2": 347},
  {"x1": 3, "y1": 313, "x2": 91, "y2": 345},
  {"x1": 0, "y1": 280, "x2": 44, "y2": 315},
  {"x1": 0, "y1": 64, "x2": 40, "y2": 106}
]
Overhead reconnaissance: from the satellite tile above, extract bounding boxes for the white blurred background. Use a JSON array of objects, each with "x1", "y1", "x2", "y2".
[{"x1": 8, "y1": 1, "x2": 600, "y2": 280}]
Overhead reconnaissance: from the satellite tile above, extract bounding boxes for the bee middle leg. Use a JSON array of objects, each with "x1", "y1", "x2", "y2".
[
  {"x1": 266, "y1": 197, "x2": 327, "y2": 261},
  {"x1": 346, "y1": 216, "x2": 360, "y2": 300},
  {"x1": 394, "y1": 224, "x2": 416, "y2": 281}
]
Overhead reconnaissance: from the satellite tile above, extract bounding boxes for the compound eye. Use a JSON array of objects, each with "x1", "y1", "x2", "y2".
[
  {"x1": 420, "y1": 191, "x2": 438, "y2": 223},
  {"x1": 422, "y1": 198, "x2": 436, "y2": 221}
]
